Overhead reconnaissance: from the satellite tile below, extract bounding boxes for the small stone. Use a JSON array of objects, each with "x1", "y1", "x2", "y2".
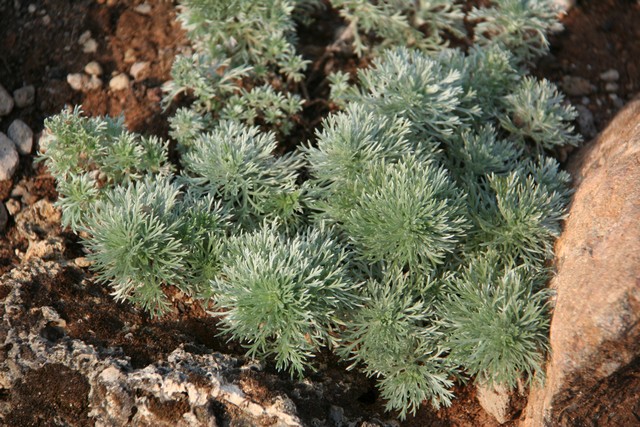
[
  {"x1": 86, "y1": 75, "x2": 103, "y2": 91},
  {"x1": 0, "y1": 84, "x2": 14, "y2": 116},
  {"x1": 605, "y1": 82, "x2": 619, "y2": 92},
  {"x1": 7, "y1": 119, "x2": 33, "y2": 155},
  {"x1": 599, "y1": 69, "x2": 620, "y2": 82},
  {"x1": 66, "y1": 73, "x2": 87, "y2": 91},
  {"x1": 0, "y1": 133, "x2": 20, "y2": 181},
  {"x1": 74, "y1": 257, "x2": 93, "y2": 268},
  {"x1": 5, "y1": 199, "x2": 20, "y2": 216},
  {"x1": 123, "y1": 48, "x2": 137, "y2": 64},
  {"x1": 575, "y1": 105, "x2": 597, "y2": 139},
  {"x1": 10, "y1": 184, "x2": 26, "y2": 198},
  {"x1": 329, "y1": 405, "x2": 344, "y2": 426},
  {"x1": 12, "y1": 85, "x2": 35, "y2": 108},
  {"x1": 27, "y1": 3, "x2": 36, "y2": 13},
  {"x1": 552, "y1": 0, "x2": 575, "y2": 12},
  {"x1": 134, "y1": 2, "x2": 151, "y2": 15},
  {"x1": 109, "y1": 74, "x2": 130, "y2": 91},
  {"x1": 83, "y1": 38, "x2": 98, "y2": 54},
  {"x1": 84, "y1": 61, "x2": 103, "y2": 76},
  {"x1": 581, "y1": 97, "x2": 590, "y2": 105},
  {"x1": 609, "y1": 93, "x2": 625, "y2": 109},
  {"x1": 477, "y1": 383, "x2": 519, "y2": 424},
  {"x1": 42, "y1": 14, "x2": 51, "y2": 25},
  {"x1": 0, "y1": 202, "x2": 7, "y2": 231},
  {"x1": 129, "y1": 61, "x2": 150, "y2": 81},
  {"x1": 562, "y1": 75, "x2": 594, "y2": 96},
  {"x1": 78, "y1": 30, "x2": 92, "y2": 45}
]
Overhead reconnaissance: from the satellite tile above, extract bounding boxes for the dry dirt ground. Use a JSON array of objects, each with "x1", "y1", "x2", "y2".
[{"x1": 1, "y1": 0, "x2": 639, "y2": 425}]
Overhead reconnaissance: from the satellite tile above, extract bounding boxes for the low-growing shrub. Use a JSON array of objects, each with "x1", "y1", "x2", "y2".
[{"x1": 40, "y1": 0, "x2": 578, "y2": 418}]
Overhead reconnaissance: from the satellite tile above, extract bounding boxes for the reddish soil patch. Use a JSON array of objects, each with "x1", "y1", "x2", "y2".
[{"x1": 1, "y1": 0, "x2": 639, "y2": 425}]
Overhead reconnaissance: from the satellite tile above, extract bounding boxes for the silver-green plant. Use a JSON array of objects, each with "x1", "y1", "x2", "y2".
[
  {"x1": 41, "y1": 0, "x2": 580, "y2": 420},
  {"x1": 212, "y1": 223, "x2": 359, "y2": 376}
]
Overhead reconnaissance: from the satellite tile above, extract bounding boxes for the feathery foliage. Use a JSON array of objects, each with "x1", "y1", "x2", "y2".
[
  {"x1": 41, "y1": 0, "x2": 580, "y2": 419},
  {"x1": 212, "y1": 224, "x2": 359, "y2": 376}
]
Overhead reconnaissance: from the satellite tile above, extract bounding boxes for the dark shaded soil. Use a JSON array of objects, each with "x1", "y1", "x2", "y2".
[
  {"x1": 5, "y1": 363, "x2": 92, "y2": 427},
  {"x1": 1, "y1": 0, "x2": 639, "y2": 426}
]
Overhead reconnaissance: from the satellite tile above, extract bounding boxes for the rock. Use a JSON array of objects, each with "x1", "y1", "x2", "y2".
[
  {"x1": 129, "y1": 61, "x2": 150, "y2": 81},
  {"x1": 83, "y1": 38, "x2": 98, "y2": 54},
  {"x1": 476, "y1": 383, "x2": 524, "y2": 424},
  {"x1": 84, "y1": 61, "x2": 103, "y2": 76},
  {"x1": 78, "y1": 30, "x2": 98, "y2": 53},
  {"x1": 134, "y1": 2, "x2": 151, "y2": 15},
  {"x1": 14, "y1": 200, "x2": 63, "y2": 260},
  {"x1": 5, "y1": 198, "x2": 20, "y2": 216},
  {"x1": 552, "y1": 0, "x2": 575, "y2": 12},
  {"x1": 0, "y1": 132, "x2": 19, "y2": 181},
  {"x1": 74, "y1": 257, "x2": 92, "y2": 268},
  {"x1": 575, "y1": 105, "x2": 597, "y2": 139},
  {"x1": 523, "y1": 95, "x2": 640, "y2": 426},
  {"x1": 609, "y1": 93, "x2": 625, "y2": 109},
  {"x1": 605, "y1": 82, "x2": 619, "y2": 92},
  {"x1": 27, "y1": 3, "x2": 36, "y2": 13},
  {"x1": 78, "y1": 30, "x2": 92, "y2": 45},
  {"x1": 67, "y1": 73, "x2": 101, "y2": 92},
  {"x1": 12, "y1": 85, "x2": 35, "y2": 108},
  {"x1": 0, "y1": 202, "x2": 7, "y2": 231},
  {"x1": 86, "y1": 75, "x2": 103, "y2": 91},
  {"x1": 67, "y1": 73, "x2": 87, "y2": 91},
  {"x1": 599, "y1": 69, "x2": 620, "y2": 82},
  {"x1": 0, "y1": 83, "x2": 14, "y2": 116},
  {"x1": 561, "y1": 75, "x2": 595, "y2": 96},
  {"x1": 0, "y1": 259, "x2": 305, "y2": 426},
  {"x1": 109, "y1": 74, "x2": 130, "y2": 91},
  {"x1": 123, "y1": 48, "x2": 137, "y2": 64},
  {"x1": 7, "y1": 119, "x2": 34, "y2": 155}
]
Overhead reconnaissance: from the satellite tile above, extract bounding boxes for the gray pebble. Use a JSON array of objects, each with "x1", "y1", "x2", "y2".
[
  {"x1": 575, "y1": 105, "x2": 597, "y2": 139},
  {"x1": 0, "y1": 84, "x2": 14, "y2": 116},
  {"x1": 8, "y1": 119, "x2": 33, "y2": 154},
  {"x1": 562, "y1": 75, "x2": 594, "y2": 96},
  {"x1": 609, "y1": 93, "x2": 625, "y2": 109},
  {"x1": 0, "y1": 132, "x2": 19, "y2": 181},
  {"x1": 13, "y1": 85, "x2": 35, "y2": 108},
  {"x1": 605, "y1": 82, "x2": 619, "y2": 92},
  {"x1": 599, "y1": 69, "x2": 620, "y2": 82}
]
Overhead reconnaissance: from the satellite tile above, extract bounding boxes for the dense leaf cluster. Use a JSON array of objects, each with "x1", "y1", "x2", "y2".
[{"x1": 41, "y1": 0, "x2": 578, "y2": 419}]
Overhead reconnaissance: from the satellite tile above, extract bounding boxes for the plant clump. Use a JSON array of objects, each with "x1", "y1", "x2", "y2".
[{"x1": 40, "y1": 0, "x2": 579, "y2": 419}]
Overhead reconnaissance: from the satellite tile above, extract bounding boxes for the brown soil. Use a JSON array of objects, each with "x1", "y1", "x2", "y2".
[{"x1": 1, "y1": 0, "x2": 639, "y2": 426}]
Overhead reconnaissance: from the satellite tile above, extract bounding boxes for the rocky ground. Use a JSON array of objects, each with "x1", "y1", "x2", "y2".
[{"x1": 1, "y1": 0, "x2": 640, "y2": 425}]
